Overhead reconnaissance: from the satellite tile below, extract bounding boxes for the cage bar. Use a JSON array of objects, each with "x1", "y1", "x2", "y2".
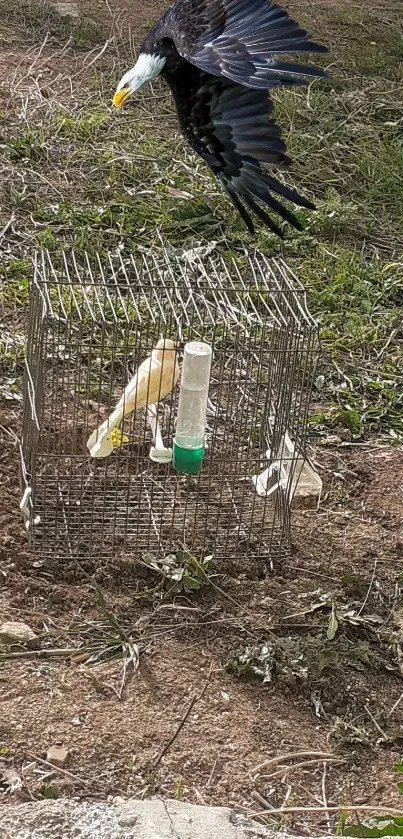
[{"x1": 20, "y1": 248, "x2": 319, "y2": 565}]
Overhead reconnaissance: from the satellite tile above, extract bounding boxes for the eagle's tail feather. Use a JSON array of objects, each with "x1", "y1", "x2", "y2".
[
  {"x1": 221, "y1": 173, "x2": 308, "y2": 237},
  {"x1": 243, "y1": 193, "x2": 285, "y2": 237},
  {"x1": 223, "y1": 181, "x2": 255, "y2": 234},
  {"x1": 264, "y1": 175, "x2": 316, "y2": 210}
]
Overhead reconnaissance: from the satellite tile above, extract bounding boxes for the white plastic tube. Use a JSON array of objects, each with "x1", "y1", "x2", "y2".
[{"x1": 173, "y1": 341, "x2": 212, "y2": 475}]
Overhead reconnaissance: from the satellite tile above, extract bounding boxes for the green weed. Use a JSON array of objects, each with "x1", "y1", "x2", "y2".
[
  {"x1": 0, "y1": 1, "x2": 402, "y2": 440},
  {"x1": 342, "y1": 761, "x2": 403, "y2": 836}
]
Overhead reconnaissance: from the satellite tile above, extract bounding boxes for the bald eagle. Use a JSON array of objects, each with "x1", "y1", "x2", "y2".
[{"x1": 113, "y1": 0, "x2": 327, "y2": 237}]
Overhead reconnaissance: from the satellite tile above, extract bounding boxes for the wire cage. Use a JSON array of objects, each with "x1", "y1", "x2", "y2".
[{"x1": 20, "y1": 247, "x2": 319, "y2": 566}]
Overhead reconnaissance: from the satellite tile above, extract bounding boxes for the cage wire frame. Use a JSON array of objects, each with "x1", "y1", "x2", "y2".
[{"x1": 20, "y1": 247, "x2": 319, "y2": 565}]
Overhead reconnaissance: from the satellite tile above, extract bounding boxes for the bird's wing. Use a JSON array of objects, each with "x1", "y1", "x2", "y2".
[
  {"x1": 167, "y1": 68, "x2": 313, "y2": 235},
  {"x1": 146, "y1": 352, "x2": 180, "y2": 405},
  {"x1": 164, "y1": 0, "x2": 327, "y2": 89}
]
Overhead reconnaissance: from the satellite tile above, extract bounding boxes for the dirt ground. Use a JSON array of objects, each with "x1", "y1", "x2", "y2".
[
  {"x1": 0, "y1": 0, "x2": 403, "y2": 833},
  {"x1": 1, "y1": 410, "x2": 403, "y2": 828}
]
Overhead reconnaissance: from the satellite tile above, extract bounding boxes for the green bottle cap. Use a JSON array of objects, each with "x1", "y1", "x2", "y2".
[{"x1": 172, "y1": 442, "x2": 205, "y2": 475}]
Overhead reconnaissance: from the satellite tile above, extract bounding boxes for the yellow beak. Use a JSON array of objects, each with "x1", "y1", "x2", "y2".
[{"x1": 113, "y1": 87, "x2": 130, "y2": 109}]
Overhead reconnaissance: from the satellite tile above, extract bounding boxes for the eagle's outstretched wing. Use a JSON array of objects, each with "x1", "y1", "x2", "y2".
[
  {"x1": 164, "y1": 0, "x2": 327, "y2": 89},
  {"x1": 167, "y1": 66, "x2": 314, "y2": 236}
]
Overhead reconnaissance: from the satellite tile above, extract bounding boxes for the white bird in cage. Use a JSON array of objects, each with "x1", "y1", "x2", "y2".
[{"x1": 87, "y1": 338, "x2": 180, "y2": 459}]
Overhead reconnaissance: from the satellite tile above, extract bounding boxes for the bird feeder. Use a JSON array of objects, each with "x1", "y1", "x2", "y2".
[{"x1": 173, "y1": 341, "x2": 212, "y2": 475}]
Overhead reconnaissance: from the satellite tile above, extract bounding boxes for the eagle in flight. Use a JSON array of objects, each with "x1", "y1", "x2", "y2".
[{"x1": 113, "y1": 0, "x2": 327, "y2": 237}]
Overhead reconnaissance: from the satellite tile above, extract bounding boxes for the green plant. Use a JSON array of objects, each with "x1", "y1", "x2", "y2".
[
  {"x1": 142, "y1": 550, "x2": 213, "y2": 594},
  {"x1": 175, "y1": 778, "x2": 184, "y2": 800},
  {"x1": 228, "y1": 633, "x2": 378, "y2": 688},
  {"x1": 343, "y1": 817, "x2": 403, "y2": 837},
  {"x1": 342, "y1": 761, "x2": 403, "y2": 836},
  {"x1": 8, "y1": 130, "x2": 46, "y2": 163}
]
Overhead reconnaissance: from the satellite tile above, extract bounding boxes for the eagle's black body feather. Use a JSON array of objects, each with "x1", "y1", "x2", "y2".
[
  {"x1": 163, "y1": 61, "x2": 314, "y2": 236},
  {"x1": 134, "y1": 0, "x2": 327, "y2": 236}
]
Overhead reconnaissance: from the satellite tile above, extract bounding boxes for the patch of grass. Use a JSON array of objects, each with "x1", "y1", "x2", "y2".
[
  {"x1": 0, "y1": 1, "x2": 402, "y2": 439},
  {"x1": 322, "y1": 4, "x2": 403, "y2": 81},
  {"x1": 272, "y1": 84, "x2": 403, "y2": 249},
  {"x1": 71, "y1": 18, "x2": 108, "y2": 49},
  {"x1": 300, "y1": 249, "x2": 403, "y2": 437},
  {"x1": 0, "y1": 261, "x2": 31, "y2": 307},
  {"x1": 0, "y1": 0, "x2": 109, "y2": 48},
  {"x1": 2, "y1": 0, "x2": 65, "y2": 37},
  {"x1": 7, "y1": 130, "x2": 47, "y2": 163},
  {"x1": 54, "y1": 110, "x2": 111, "y2": 141}
]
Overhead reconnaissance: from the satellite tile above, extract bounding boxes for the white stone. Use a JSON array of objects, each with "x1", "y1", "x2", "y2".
[
  {"x1": 0, "y1": 621, "x2": 37, "y2": 644},
  {"x1": 0, "y1": 798, "x2": 335, "y2": 839},
  {"x1": 54, "y1": 2, "x2": 79, "y2": 18},
  {"x1": 46, "y1": 746, "x2": 69, "y2": 768}
]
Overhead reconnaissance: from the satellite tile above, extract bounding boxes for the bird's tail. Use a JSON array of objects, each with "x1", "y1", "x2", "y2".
[
  {"x1": 223, "y1": 177, "x2": 313, "y2": 237},
  {"x1": 87, "y1": 405, "x2": 125, "y2": 458}
]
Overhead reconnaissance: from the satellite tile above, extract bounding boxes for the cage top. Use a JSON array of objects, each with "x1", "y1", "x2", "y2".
[{"x1": 32, "y1": 247, "x2": 317, "y2": 334}]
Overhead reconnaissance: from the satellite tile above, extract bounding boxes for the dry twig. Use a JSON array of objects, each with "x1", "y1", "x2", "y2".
[
  {"x1": 152, "y1": 662, "x2": 213, "y2": 771},
  {"x1": 27, "y1": 753, "x2": 96, "y2": 787},
  {"x1": 248, "y1": 804, "x2": 402, "y2": 818},
  {"x1": 252, "y1": 750, "x2": 338, "y2": 776},
  {"x1": 255, "y1": 757, "x2": 346, "y2": 782},
  {"x1": 0, "y1": 647, "x2": 78, "y2": 660}
]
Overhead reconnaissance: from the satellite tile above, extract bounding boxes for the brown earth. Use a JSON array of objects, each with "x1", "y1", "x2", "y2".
[
  {"x1": 0, "y1": 0, "x2": 403, "y2": 833},
  {"x1": 1, "y1": 402, "x2": 403, "y2": 829}
]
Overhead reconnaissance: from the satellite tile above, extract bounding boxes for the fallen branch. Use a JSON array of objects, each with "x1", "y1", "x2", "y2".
[
  {"x1": 152, "y1": 663, "x2": 213, "y2": 771},
  {"x1": 248, "y1": 804, "x2": 403, "y2": 818},
  {"x1": 0, "y1": 648, "x2": 78, "y2": 660},
  {"x1": 257, "y1": 757, "x2": 346, "y2": 782},
  {"x1": 252, "y1": 750, "x2": 339, "y2": 775},
  {"x1": 27, "y1": 753, "x2": 95, "y2": 787}
]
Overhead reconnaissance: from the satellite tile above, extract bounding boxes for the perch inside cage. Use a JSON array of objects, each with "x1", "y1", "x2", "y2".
[{"x1": 20, "y1": 248, "x2": 321, "y2": 565}]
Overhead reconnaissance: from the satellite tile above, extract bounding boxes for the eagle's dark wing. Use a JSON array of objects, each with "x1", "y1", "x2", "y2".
[
  {"x1": 165, "y1": 64, "x2": 314, "y2": 236},
  {"x1": 163, "y1": 0, "x2": 327, "y2": 89}
]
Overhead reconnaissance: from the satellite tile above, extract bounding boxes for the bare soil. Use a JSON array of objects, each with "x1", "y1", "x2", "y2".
[
  {"x1": 0, "y1": 0, "x2": 402, "y2": 832},
  {"x1": 1, "y1": 399, "x2": 403, "y2": 827}
]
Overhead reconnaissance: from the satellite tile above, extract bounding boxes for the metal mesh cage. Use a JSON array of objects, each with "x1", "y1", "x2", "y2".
[{"x1": 20, "y1": 247, "x2": 318, "y2": 565}]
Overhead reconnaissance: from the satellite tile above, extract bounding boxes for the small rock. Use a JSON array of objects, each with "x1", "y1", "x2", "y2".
[
  {"x1": 0, "y1": 621, "x2": 37, "y2": 644},
  {"x1": 1, "y1": 766, "x2": 23, "y2": 793},
  {"x1": 53, "y1": 1, "x2": 79, "y2": 18},
  {"x1": 319, "y1": 434, "x2": 342, "y2": 446},
  {"x1": 46, "y1": 746, "x2": 69, "y2": 768}
]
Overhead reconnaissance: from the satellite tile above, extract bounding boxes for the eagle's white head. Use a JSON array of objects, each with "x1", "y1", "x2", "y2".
[{"x1": 113, "y1": 53, "x2": 166, "y2": 108}]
